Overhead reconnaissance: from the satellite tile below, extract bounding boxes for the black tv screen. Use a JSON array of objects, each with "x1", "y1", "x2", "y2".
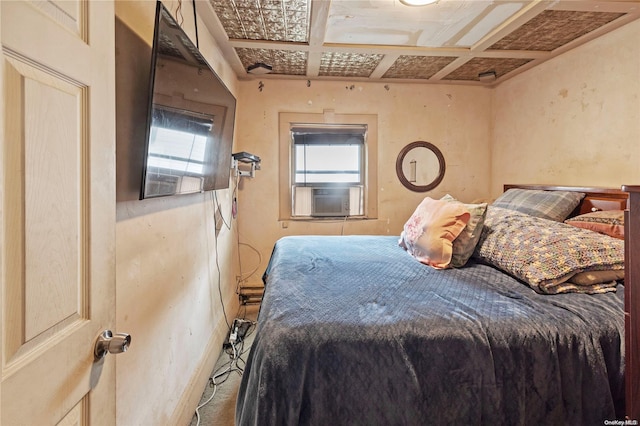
[{"x1": 140, "y1": 1, "x2": 236, "y2": 199}]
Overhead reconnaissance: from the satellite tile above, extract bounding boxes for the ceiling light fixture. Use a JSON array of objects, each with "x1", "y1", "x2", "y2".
[
  {"x1": 247, "y1": 62, "x2": 273, "y2": 75},
  {"x1": 399, "y1": 0, "x2": 438, "y2": 6},
  {"x1": 478, "y1": 70, "x2": 497, "y2": 83}
]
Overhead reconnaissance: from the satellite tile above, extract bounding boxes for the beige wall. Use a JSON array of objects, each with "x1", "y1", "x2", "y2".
[
  {"x1": 492, "y1": 19, "x2": 640, "y2": 196},
  {"x1": 234, "y1": 80, "x2": 492, "y2": 287},
  {"x1": 114, "y1": 1, "x2": 240, "y2": 424}
]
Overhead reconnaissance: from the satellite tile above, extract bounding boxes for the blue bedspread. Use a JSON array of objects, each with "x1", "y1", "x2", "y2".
[{"x1": 236, "y1": 235, "x2": 625, "y2": 425}]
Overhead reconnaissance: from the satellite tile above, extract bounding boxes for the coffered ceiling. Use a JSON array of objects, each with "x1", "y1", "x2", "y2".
[{"x1": 198, "y1": 0, "x2": 640, "y2": 85}]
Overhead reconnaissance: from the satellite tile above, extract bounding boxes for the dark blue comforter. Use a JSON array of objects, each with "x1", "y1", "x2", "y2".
[{"x1": 236, "y1": 235, "x2": 625, "y2": 425}]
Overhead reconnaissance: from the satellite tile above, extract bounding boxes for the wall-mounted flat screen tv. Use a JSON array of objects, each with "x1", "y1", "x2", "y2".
[{"x1": 140, "y1": 1, "x2": 236, "y2": 199}]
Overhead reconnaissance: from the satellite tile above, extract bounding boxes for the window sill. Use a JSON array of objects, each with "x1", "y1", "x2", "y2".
[{"x1": 281, "y1": 216, "x2": 376, "y2": 222}]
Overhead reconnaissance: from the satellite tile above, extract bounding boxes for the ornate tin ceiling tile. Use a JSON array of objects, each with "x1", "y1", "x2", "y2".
[
  {"x1": 443, "y1": 57, "x2": 532, "y2": 81},
  {"x1": 383, "y1": 56, "x2": 457, "y2": 79},
  {"x1": 490, "y1": 10, "x2": 624, "y2": 51},
  {"x1": 319, "y1": 52, "x2": 384, "y2": 77},
  {"x1": 236, "y1": 47, "x2": 308, "y2": 75},
  {"x1": 210, "y1": 0, "x2": 310, "y2": 43}
]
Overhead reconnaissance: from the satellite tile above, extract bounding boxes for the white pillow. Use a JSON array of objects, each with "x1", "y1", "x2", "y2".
[{"x1": 399, "y1": 197, "x2": 470, "y2": 269}]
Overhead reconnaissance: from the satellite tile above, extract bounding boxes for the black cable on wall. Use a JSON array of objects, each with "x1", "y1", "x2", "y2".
[{"x1": 192, "y1": 0, "x2": 199, "y2": 49}]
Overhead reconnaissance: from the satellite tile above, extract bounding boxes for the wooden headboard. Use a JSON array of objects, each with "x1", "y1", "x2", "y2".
[{"x1": 504, "y1": 184, "x2": 629, "y2": 217}]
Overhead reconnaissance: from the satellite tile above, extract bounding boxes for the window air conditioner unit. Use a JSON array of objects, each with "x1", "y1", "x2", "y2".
[{"x1": 311, "y1": 188, "x2": 350, "y2": 217}]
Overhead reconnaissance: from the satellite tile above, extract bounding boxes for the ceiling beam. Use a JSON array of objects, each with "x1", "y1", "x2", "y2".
[
  {"x1": 368, "y1": 54, "x2": 401, "y2": 79},
  {"x1": 306, "y1": 0, "x2": 332, "y2": 76},
  {"x1": 198, "y1": 1, "x2": 247, "y2": 77}
]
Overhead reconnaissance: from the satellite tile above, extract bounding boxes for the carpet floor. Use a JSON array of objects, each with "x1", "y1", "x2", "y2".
[{"x1": 189, "y1": 305, "x2": 259, "y2": 426}]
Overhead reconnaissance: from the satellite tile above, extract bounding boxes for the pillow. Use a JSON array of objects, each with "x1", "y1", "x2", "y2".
[
  {"x1": 564, "y1": 210, "x2": 624, "y2": 239},
  {"x1": 569, "y1": 270, "x2": 625, "y2": 286},
  {"x1": 492, "y1": 188, "x2": 585, "y2": 222},
  {"x1": 440, "y1": 194, "x2": 487, "y2": 268},
  {"x1": 399, "y1": 197, "x2": 470, "y2": 269},
  {"x1": 473, "y1": 206, "x2": 624, "y2": 294}
]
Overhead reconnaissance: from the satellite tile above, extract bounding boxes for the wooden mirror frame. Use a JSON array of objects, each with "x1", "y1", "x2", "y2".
[{"x1": 395, "y1": 141, "x2": 446, "y2": 192}]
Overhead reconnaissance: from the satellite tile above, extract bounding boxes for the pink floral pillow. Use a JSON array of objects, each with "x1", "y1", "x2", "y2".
[{"x1": 399, "y1": 197, "x2": 470, "y2": 269}]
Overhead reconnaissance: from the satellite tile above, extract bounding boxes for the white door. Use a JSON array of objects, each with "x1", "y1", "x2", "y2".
[{"x1": 1, "y1": 1, "x2": 117, "y2": 424}]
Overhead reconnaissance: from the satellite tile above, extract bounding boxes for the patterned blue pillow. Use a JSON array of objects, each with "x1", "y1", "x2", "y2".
[{"x1": 492, "y1": 188, "x2": 584, "y2": 222}]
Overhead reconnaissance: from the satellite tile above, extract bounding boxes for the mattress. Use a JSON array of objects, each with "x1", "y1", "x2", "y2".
[{"x1": 236, "y1": 235, "x2": 625, "y2": 425}]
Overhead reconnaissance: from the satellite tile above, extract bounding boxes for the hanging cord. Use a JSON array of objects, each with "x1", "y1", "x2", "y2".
[
  {"x1": 212, "y1": 207, "x2": 231, "y2": 330},
  {"x1": 212, "y1": 190, "x2": 232, "y2": 231},
  {"x1": 192, "y1": 0, "x2": 199, "y2": 49},
  {"x1": 236, "y1": 241, "x2": 263, "y2": 294},
  {"x1": 175, "y1": 0, "x2": 184, "y2": 27}
]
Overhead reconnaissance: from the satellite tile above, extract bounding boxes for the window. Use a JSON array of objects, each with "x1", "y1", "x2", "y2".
[
  {"x1": 295, "y1": 143, "x2": 361, "y2": 184},
  {"x1": 291, "y1": 125, "x2": 365, "y2": 217},
  {"x1": 279, "y1": 112, "x2": 378, "y2": 220}
]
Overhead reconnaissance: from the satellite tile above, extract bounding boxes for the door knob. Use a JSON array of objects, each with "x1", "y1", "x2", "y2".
[{"x1": 94, "y1": 330, "x2": 131, "y2": 361}]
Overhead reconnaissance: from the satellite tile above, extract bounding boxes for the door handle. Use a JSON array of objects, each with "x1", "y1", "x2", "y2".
[{"x1": 94, "y1": 330, "x2": 131, "y2": 361}]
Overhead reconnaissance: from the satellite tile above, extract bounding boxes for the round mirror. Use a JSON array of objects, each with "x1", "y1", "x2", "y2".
[{"x1": 395, "y1": 141, "x2": 445, "y2": 192}]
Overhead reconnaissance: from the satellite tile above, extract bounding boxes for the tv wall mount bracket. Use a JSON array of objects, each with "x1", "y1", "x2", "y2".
[{"x1": 232, "y1": 151, "x2": 261, "y2": 178}]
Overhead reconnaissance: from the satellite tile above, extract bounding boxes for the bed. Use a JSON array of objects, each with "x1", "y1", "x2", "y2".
[{"x1": 236, "y1": 185, "x2": 630, "y2": 425}]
